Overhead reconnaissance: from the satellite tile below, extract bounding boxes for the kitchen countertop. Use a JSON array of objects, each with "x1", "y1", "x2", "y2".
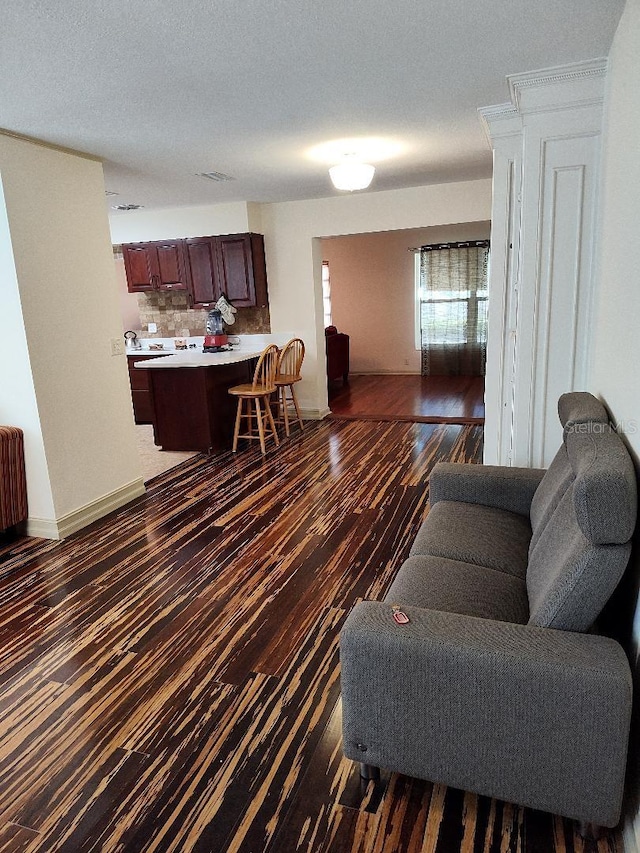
[{"x1": 133, "y1": 349, "x2": 263, "y2": 369}]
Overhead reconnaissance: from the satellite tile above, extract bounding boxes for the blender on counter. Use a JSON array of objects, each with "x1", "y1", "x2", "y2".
[
  {"x1": 203, "y1": 295, "x2": 238, "y2": 352},
  {"x1": 203, "y1": 309, "x2": 228, "y2": 352}
]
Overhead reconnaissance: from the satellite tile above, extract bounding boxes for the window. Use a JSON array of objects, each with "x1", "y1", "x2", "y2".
[
  {"x1": 322, "y1": 261, "x2": 332, "y2": 328},
  {"x1": 414, "y1": 246, "x2": 489, "y2": 349}
]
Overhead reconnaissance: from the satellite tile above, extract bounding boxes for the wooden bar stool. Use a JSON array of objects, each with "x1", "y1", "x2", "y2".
[
  {"x1": 274, "y1": 338, "x2": 305, "y2": 437},
  {"x1": 229, "y1": 344, "x2": 280, "y2": 455}
]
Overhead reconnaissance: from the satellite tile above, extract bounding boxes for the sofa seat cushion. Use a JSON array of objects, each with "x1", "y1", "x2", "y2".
[
  {"x1": 410, "y1": 500, "x2": 532, "y2": 579},
  {"x1": 385, "y1": 555, "x2": 529, "y2": 624}
]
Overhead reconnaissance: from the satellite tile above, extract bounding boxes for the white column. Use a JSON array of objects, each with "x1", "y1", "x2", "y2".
[{"x1": 480, "y1": 60, "x2": 606, "y2": 467}]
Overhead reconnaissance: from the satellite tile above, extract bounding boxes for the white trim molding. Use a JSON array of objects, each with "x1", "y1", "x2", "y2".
[
  {"x1": 477, "y1": 104, "x2": 521, "y2": 144},
  {"x1": 624, "y1": 823, "x2": 640, "y2": 853},
  {"x1": 300, "y1": 407, "x2": 331, "y2": 420},
  {"x1": 25, "y1": 477, "x2": 146, "y2": 540},
  {"x1": 481, "y1": 59, "x2": 606, "y2": 467},
  {"x1": 508, "y1": 58, "x2": 608, "y2": 115}
]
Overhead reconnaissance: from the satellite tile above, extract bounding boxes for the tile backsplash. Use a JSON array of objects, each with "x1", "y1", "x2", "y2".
[{"x1": 135, "y1": 291, "x2": 270, "y2": 338}]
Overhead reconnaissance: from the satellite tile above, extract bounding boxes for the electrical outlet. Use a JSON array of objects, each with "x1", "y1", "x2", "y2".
[
  {"x1": 404, "y1": 358, "x2": 409, "y2": 366},
  {"x1": 110, "y1": 337, "x2": 125, "y2": 356},
  {"x1": 148, "y1": 322, "x2": 157, "y2": 333}
]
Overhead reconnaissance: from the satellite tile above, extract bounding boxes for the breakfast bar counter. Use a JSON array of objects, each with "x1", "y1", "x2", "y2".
[
  {"x1": 134, "y1": 349, "x2": 262, "y2": 453},
  {"x1": 134, "y1": 349, "x2": 263, "y2": 370}
]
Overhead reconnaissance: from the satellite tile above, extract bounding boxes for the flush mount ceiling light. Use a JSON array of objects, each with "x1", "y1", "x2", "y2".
[{"x1": 329, "y1": 155, "x2": 375, "y2": 191}]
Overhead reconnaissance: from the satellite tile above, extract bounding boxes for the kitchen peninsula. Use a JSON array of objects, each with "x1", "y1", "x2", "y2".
[{"x1": 135, "y1": 348, "x2": 262, "y2": 453}]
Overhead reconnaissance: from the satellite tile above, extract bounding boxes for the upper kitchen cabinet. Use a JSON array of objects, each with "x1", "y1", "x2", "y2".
[
  {"x1": 184, "y1": 237, "x2": 218, "y2": 305},
  {"x1": 185, "y1": 233, "x2": 269, "y2": 308},
  {"x1": 122, "y1": 240, "x2": 189, "y2": 293},
  {"x1": 122, "y1": 233, "x2": 269, "y2": 308},
  {"x1": 216, "y1": 234, "x2": 268, "y2": 308}
]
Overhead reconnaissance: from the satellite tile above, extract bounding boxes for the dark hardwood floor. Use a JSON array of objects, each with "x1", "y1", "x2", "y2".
[
  {"x1": 329, "y1": 374, "x2": 485, "y2": 424},
  {"x1": 0, "y1": 420, "x2": 620, "y2": 852}
]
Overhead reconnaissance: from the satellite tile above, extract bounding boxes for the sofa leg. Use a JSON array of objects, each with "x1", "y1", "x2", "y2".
[
  {"x1": 577, "y1": 821, "x2": 602, "y2": 839},
  {"x1": 360, "y1": 763, "x2": 380, "y2": 781}
]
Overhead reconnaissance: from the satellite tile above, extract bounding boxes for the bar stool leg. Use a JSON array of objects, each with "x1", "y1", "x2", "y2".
[
  {"x1": 255, "y1": 397, "x2": 267, "y2": 455},
  {"x1": 281, "y1": 386, "x2": 290, "y2": 437},
  {"x1": 266, "y1": 396, "x2": 280, "y2": 447},
  {"x1": 291, "y1": 385, "x2": 304, "y2": 430},
  {"x1": 232, "y1": 397, "x2": 243, "y2": 452}
]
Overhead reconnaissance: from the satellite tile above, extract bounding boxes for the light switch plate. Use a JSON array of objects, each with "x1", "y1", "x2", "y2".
[
  {"x1": 148, "y1": 322, "x2": 157, "y2": 333},
  {"x1": 110, "y1": 337, "x2": 125, "y2": 356}
]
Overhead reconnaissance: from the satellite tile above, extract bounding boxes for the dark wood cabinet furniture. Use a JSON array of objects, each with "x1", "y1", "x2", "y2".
[
  {"x1": 216, "y1": 233, "x2": 268, "y2": 308},
  {"x1": 184, "y1": 233, "x2": 268, "y2": 308},
  {"x1": 184, "y1": 237, "x2": 219, "y2": 305},
  {"x1": 122, "y1": 240, "x2": 189, "y2": 293},
  {"x1": 147, "y1": 361, "x2": 257, "y2": 453},
  {"x1": 122, "y1": 233, "x2": 269, "y2": 308},
  {"x1": 127, "y1": 353, "x2": 167, "y2": 423},
  {"x1": 325, "y1": 326, "x2": 350, "y2": 384}
]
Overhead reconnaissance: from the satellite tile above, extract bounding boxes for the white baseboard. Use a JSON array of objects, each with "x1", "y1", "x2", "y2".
[
  {"x1": 300, "y1": 407, "x2": 331, "y2": 420},
  {"x1": 25, "y1": 477, "x2": 146, "y2": 541},
  {"x1": 24, "y1": 517, "x2": 63, "y2": 540},
  {"x1": 624, "y1": 819, "x2": 640, "y2": 853}
]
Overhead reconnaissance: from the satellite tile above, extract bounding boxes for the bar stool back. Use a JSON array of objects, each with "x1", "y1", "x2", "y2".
[
  {"x1": 274, "y1": 338, "x2": 305, "y2": 436},
  {"x1": 228, "y1": 344, "x2": 280, "y2": 455}
]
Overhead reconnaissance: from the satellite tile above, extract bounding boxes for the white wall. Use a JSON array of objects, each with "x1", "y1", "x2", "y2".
[
  {"x1": 109, "y1": 201, "x2": 252, "y2": 243},
  {"x1": 261, "y1": 180, "x2": 493, "y2": 413},
  {"x1": 323, "y1": 223, "x2": 491, "y2": 375},
  {"x1": 115, "y1": 257, "x2": 142, "y2": 332},
  {"x1": 587, "y1": 2, "x2": 640, "y2": 847},
  {"x1": 590, "y1": 0, "x2": 640, "y2": 461},
  {"x1": 0, "y1": 174, "x2": 56, "y2": 522},
  {"x1": 0, "y1": 134, "x2": 143, "y2": 538}
]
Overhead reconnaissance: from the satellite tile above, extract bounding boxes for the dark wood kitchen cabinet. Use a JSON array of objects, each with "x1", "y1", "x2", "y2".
[
  {"x1": 182, "y1": 233, "x2": 269, "y2": 308},
  {"x1": 184, "y1": 237, "x2": 219, "y2": 306},
  {"x1": 122, "y1": 233, "x2": 268, "y2": 309},
  {"x1": 216, "y1": 233, "x2": 268, "y2": 308},
  {"x1": 127, "y1": 353, "x2": 167, "y2": 423},
  {"x1": 122, "y1": 240, "x2": 189, "y2": 293}
]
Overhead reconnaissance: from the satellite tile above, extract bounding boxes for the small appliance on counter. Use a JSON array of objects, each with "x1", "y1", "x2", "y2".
[
  {"x1": 124, "y1": 330, "x2": 142, "y2": 350},
  {"x1": 203, "y1": 296, "x2": 238, "y2": 352},
  {"x1": 203, "y1": 309, "x2": 228, "y2": 352}
]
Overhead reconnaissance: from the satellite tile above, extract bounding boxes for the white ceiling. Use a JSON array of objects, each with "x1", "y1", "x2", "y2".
[{"x1": 1, "y1": 0, "x2": 625, "y2": 211}]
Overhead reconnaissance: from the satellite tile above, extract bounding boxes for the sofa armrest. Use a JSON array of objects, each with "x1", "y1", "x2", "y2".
[
  {"x1": 429, "y1": 462, "x2": 546, "y2": 516},
  {"x1": 340, "y1": 601, "x2": 631, "y2": 826}
]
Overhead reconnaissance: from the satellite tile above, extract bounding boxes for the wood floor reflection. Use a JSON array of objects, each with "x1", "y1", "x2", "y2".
[
  {"x1": 329, "y1": 375, "x2": 485, "y2": 424},
  {"x1": 0, "y1": 420, "x2": 621, "y2": 852}
]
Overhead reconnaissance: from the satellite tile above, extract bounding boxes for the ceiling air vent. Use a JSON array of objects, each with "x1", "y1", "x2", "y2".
[
  {"x1": 111, "y1": 203, "x2": 144, "y2": 211},
  {"x1": 105, "y1": 190, "x2": 119, "y2": 197},
  {"x1": 196, "y1": 171, "x2": 236, "y2": 182}
]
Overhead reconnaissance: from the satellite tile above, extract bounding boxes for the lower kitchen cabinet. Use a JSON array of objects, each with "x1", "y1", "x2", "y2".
[{"x1": 127, "y1": 354, "x2": 166, "y2": 424}]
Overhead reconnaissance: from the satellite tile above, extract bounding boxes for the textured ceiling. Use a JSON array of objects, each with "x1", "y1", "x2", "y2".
[{"x1": 0, "y1": 0, "x2": 625, "y2": 211}]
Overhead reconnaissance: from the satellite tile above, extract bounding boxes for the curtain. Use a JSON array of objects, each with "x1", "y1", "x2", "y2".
[{"x1": 419, "y1": 241, "x2": 489, "y2": 376}]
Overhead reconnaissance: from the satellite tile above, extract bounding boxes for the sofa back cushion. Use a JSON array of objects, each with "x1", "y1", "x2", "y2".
[
  {"x1": 529, "y1": 393, "x2": 610, "y2": 549},
  {"x1": 527, "y1": 424, "x2": 636, "y2": 631},
  {"x1": 557, "y1": 391, "x2": 609, "y2": 438},
  {"x1": 566, "y1": 426, "x2": 637, "y2": 545},
  {"x1": 529, "y1": 443, "x2": 573, "y2": 550}
]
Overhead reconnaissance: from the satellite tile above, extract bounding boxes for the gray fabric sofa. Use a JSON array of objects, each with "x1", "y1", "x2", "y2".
[{"x1": 340, "y1": 392, "x2": 637, "y2": 827}]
